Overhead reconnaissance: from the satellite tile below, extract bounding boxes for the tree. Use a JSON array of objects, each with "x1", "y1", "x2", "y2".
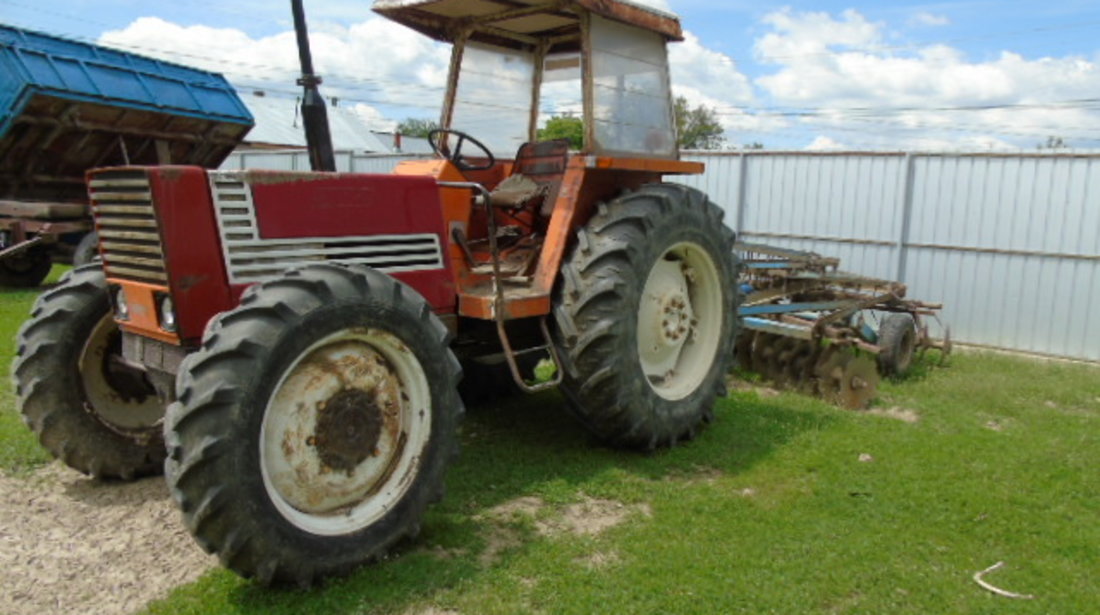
[
  {"x1": 538, "y1": 115, "x2": 584, "y2": 150},
  {"x1": 674, "y1": 96, "x2": 725, "y2": 150},
  {"x1": 1038, "y1": 135, "x2": 1068, "y2": 150},
  {"x1": 396, "y1": 117, "x2": 440, "y2": 138}
]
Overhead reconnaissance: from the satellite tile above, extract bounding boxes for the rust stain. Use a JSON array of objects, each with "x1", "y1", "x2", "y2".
[
  {"x1": 245, "y1": 170, "x2": 341, "y2": 186},
  {"x1": 176, "y1": 274, "x2": 207, "y2": 292}
]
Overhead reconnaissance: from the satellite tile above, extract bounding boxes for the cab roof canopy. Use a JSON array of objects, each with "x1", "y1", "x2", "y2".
[{"x1": 372, "y1": 0, "x2": 682, "y2": 52}]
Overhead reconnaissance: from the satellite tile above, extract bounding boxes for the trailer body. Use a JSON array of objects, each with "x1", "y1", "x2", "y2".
[{"x1": 0, "y1": 24, "x2": 252, "y2": 284}]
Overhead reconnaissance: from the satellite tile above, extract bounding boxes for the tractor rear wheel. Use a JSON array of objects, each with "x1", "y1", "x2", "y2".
[
  {"x1": 165, "y1": 264, "x2": 462, "y2": 585},
  {"x1": 552, "y1": 184, "x2": 739, "y2": 449},
  {"x1": 12, "y1": 265, "x2": 165, "y2": 479},
  {"x1": 0, "y1": 247, "x2": 52, "y2": 287}
]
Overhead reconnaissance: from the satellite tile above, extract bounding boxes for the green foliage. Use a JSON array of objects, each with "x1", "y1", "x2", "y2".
[
  {"x1": 675, "y1": 96, "x2": 725, "y2": 150},
  {"x1": 537, "y1": 115, "x2": 584, "y2": 150},
  {"x1": 396, "y1": 118, "x2": 441, "y2": 138}
]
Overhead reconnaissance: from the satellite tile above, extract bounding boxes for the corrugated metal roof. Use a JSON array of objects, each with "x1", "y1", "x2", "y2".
[{"x1": 241, "y1": 95, "x2": 390, "y2": 152}]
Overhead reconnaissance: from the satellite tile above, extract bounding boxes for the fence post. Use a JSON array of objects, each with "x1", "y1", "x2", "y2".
[
  {"x1": 896, "y1": 152, "x2": 917, "y2": 282},
  {"x1": 736, "y1": 152, "x2": 749, "y2": 235}
]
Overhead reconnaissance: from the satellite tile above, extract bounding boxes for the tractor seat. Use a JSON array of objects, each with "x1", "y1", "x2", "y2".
[{"x1": 488, "y1": 139, "x2": 570, "y2": 216}]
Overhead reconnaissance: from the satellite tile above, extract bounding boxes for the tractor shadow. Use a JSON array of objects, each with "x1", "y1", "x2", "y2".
[{"x1": 218, "y1": 385, "x2": 834, "y2": 614}]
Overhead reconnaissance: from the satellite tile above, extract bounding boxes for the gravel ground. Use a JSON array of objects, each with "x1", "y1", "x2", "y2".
[{"x1": 0, "y1": 463, "x2": 215, "y2": 615}]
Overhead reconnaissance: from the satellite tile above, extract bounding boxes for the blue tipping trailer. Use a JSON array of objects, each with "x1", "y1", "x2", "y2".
[{"x1": 0, "y1": 23, "x2": 253, "y2": 285}]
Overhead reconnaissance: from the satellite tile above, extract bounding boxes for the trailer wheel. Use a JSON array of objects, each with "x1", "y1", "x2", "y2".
[
  {"x1": 72, "y1": 232, "x2": 100, "y2": 266},
  {"x1": 0, "y1": 247, "x2": 52, "y2": 287},
  {"x1": 165, "y1": 263, "x2": 462, "y2": 585},
  {"x1": 552, "y1": 184, "x2": 739, "y2": 449},
  {"x1": 877, "y1": 313, "x2": 917, "y2": 376},
  {"x1": 12, "y1": 265, "x2": 165, "y2": 479}
]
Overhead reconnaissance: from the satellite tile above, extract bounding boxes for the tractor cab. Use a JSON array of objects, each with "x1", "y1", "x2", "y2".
[
  {"x1": 376, "y1": 0, "x2": 704, "y2": 331},
  {"x1": 375, "y1": 0, "x2": 683, "y2": 162}
]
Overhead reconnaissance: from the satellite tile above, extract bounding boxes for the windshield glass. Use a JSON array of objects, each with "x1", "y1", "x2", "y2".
[
  {"x1": 451, "y1": 42, "x2": 534, "y2": 157},
  {"x1": 589, "y1": 15, "x2": 676, "y2": 158}
]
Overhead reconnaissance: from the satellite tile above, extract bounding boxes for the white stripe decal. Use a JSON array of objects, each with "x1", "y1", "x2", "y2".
[{"x1": 208, "y1": 171, "x2": 445, "y2": 284}]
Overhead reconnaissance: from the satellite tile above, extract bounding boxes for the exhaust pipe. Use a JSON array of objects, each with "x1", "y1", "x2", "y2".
[{"x1": 291, "y1": 0, "x2": 336, "y2": 172}]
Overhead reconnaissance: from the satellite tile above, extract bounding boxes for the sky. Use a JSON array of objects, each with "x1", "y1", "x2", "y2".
[{"x1": 3, "y1": 0, "x2": 1100, "y2": 151}]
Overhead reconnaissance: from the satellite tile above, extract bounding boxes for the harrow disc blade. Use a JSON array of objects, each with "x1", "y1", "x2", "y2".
[
  {"x1": 836, "y1": 356, "x2": 880, "y2": 410},
  {"x1": 814, "y1": 348, "x2": 848, "y2": 404}
]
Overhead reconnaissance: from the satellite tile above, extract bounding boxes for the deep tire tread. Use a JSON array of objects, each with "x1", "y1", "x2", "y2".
[
  {"x1": 166, "y1": 263, "x2": 463, "y2": 586},
  {"x1": 10, "y1": 264, "x2": 166, "y2": 479},
  {"x1": 552, "y1": 184, "x2": 740, "y2": 449}
]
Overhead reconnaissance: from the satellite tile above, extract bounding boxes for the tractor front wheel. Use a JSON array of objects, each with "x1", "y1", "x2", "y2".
[
  {"x1": 12, "y1": 265, "x2": 165, "y2": 478},
  {"x1": 165, "y1": 264, "x2": 462, "y2": 585},
  {"x1": 552, "y1": 184, "x2": 739, "y2": 449}
]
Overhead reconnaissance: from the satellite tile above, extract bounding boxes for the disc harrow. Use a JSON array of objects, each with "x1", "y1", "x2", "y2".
[{"x1": 733, "y1": 242, "x2": 950, "y2": 409}]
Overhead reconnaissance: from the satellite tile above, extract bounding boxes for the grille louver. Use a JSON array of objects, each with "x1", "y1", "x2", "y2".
[{"x1": 88, "y1": 171, "x2": 167, "y2": 285}]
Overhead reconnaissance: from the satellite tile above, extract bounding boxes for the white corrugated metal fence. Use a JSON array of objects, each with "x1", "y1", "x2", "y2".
[{"x1": 223, "y1": 149, "x2": 1100, "y2": 362}]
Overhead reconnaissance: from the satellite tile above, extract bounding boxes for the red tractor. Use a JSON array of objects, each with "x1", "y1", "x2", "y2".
[{"x1": 14, "y1": 0, "x2": 740, "y2": 584}]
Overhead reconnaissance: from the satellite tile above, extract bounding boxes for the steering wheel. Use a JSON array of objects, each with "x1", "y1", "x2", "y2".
[{"x1": 427, "y1": 129, "x2": 496, "y2": 171}]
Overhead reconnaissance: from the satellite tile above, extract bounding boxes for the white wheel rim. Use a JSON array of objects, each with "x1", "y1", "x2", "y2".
[
  {"x1": 636, "y1": 242, "x2": 724, "y2": 401},
  {"x1": 78, "y1": 313, "x2": 163, "y2": 431},
  {"x1": 260, "y1": 328, "x2": 432, "y2": 536}
]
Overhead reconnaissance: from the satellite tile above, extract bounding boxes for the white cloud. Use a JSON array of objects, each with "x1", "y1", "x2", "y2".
[
  {"x1": 667, "y1": 31, "x2": 781, "y2": 133},
  {"x1": 626, "y1": 0, "x2": 674, "y2": 15},
  {"x1": 752, "y1": 8, "x2": 1100, "y2": 150},
  {"x1": 98, "y1": 16, "x2": 449, "y2": 112},
  {"x1": 910, "y1": 12, "x2": 951, "y2": 27},
  {"x1": 805, "y1": 136, "x2": 845, "y2": 151}
]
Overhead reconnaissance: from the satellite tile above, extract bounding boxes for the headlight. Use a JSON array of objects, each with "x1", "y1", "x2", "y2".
[
  {"x1": 115, "y1": 287, "x2": 130, "y2": 320},
  {"x1": 159, "y1": 295, "x2": 177, "y2": 332}
]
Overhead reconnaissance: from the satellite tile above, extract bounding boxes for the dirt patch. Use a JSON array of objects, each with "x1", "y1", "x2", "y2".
[
  {"x1": 477, "y1": 524, "x2": 524, "y2": 567},
  {"x1": 666, "y1": 465, "x2": 724, "y2": 486},
  {"x1": 0, "y1": 462, "x2": 215, "y2": 615},
  {"x1": 475, "y1": 495, "x2": 650, "y2": 566},
  {"x1": 867, "y1": 406, "x2": 920, "y2": 423},
  {"x1": 488, "y1": 496, "x2": 544, "y2": 519},
  {"x1": 539, "y1": 497, "x2": 651, "y2": 538},
  {"x1": 402, "y1": 607, "x2": 460, "y2": 615},
  {"x1": 577, "y1": 550, "x2": 620, "y2": 570}
]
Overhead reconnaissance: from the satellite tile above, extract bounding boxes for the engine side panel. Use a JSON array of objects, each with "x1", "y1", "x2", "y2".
[{"x1": 211, "y1": 170, "x2": 456, "y2": 314}]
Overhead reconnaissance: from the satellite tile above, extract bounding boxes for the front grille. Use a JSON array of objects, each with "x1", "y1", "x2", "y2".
[{"x1": 88, "y1": 171, "x2": 168, "y2": 285}]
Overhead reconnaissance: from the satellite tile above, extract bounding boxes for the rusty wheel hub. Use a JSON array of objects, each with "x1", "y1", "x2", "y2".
[
  {"x1": 260, "y1": 328, "x2": 432, "y2": 536},
  {"x1": 313, "y1": 389, "x2": 384, "y2": 473}
]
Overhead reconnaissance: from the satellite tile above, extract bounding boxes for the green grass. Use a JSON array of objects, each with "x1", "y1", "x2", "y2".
[
  {"x1": 1, "y1": 280, "x2": 1097, "y2": 613},
  {"x1": 0, "y1": 264, "x2": 68, "y2": 473},
  {"x1": 141, "y1": 352, "x2": 1098, "y2": 615}
]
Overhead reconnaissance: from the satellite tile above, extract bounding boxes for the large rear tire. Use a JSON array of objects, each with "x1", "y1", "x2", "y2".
[
  {"x1": 12, "y1": 265, "x2": 165, "y2": 479},
  {"x1": 165, "y1": 263, "x2": 463, "y2": 585},
  {"x1": 552, "y1": 184, "x2": 739, "y2": 449}
]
